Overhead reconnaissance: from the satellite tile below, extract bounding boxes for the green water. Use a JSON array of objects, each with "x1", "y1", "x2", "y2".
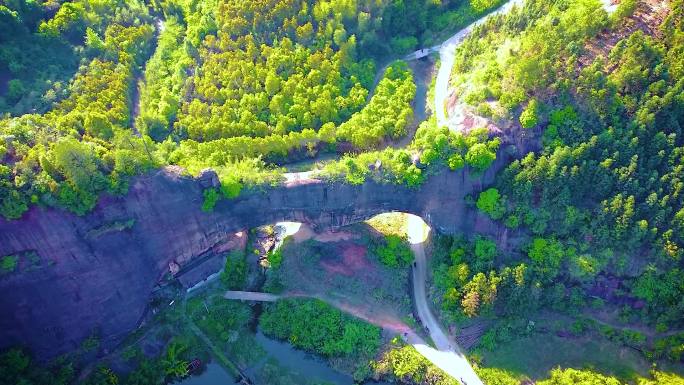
[{"x1": 178, "y1": 331, "x2": 394, "y2": 385}]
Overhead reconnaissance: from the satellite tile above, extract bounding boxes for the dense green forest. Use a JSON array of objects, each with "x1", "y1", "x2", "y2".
[
  {"x1": 3, "y1": 0, "x2": 684, "y2": 384},
  {"x1": 427, "y1": 0, "x2": 684, "y2": 373},
  {"x1": 0, "y1": 0, "x2": 506, "y2": 220}
]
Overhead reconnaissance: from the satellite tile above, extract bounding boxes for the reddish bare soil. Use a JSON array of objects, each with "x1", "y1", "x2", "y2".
[
  {"x1": 579, "y1": 0, "x2": 671, "y2": 70},
  {"x1": 320, "y1": 244, "x2": 371, "y2": 276}
]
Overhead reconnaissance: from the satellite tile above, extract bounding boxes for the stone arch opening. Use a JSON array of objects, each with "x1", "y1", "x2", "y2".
[{"x1": 0, "y1": 167, "x2": 497, "y2": 360}]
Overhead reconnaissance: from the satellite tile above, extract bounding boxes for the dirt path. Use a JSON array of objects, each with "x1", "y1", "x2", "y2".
[
  {"x1": 223, "y1": 215, "x2": 481, "y2": 384},
  {"x1": 406, "y1": 215, "x2": 483, "y2": 385},
  {"x1": 223, "y1": 291, "x2": 280, "y2": 302},
  {"x1": 283, "y1": 170, "x2": 321, "y2": 186},
  {"x1": 222, "y1": 289, "x2": 413, "y2": 332}
]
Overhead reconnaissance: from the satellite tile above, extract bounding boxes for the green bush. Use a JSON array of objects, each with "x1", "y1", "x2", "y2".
[
  {"x1": 373, "y1": 343, "x2": 458, "y2": 385},
  {"x1": 0, "y1": 348, "x2": 74, "y2": 385},
  {"x1": 519, "y1": 99, "x2": 540, "y2": 129},
  {"x1": 0, "y1": 255, "x2": 18, "y2": 272},
  {"x1": 267, "y1": 248, "x2": 283, "y2": 268},
  {"x1": 201, "y1": 188, "x2": 219, "y2": 212},
  {"x1": 220, "y1": 251, "x2": 247, "y2": 290},
  {"x1": 476, "y1": 367, "x2": 521, "y2": 385},
  {"x1": 260, "y1": 298, "x2": 381, "y2": 359},
  {"x1": 612, "y1": 0, "x2": 638, "y2": 24},
  {"x1": 476, "y1": 188, "x2": 505, "y2": 219},
  {"x1": 374, "y1": 234, "x2": 414, "y2": 268},
  {"x1": 470, "y1": 0, "x2": 499, "y2": 13},
  {"x1": 537, "y1": 368, "x2": 623, "y2": 385},
  {"x1": 465, "y1": 141, "x2": 499, "y2": 172}
]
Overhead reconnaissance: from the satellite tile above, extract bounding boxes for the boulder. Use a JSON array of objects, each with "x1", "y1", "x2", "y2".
[{"x1": 198, "y1": 168, "x2": 220, "y2": 189}]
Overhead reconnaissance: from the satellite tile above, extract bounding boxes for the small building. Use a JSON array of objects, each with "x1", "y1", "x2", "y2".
[{"x1": 177, "y1": 253, "x2": 227, "y2": 291}]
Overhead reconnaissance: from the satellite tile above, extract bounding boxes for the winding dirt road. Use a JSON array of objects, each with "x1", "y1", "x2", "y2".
[
  {"x1": 406, "y1": 215, "x2": 483, "y2": 385},
  {"x1": 432, "y1": 0, "x2": 616, "y2": 130},
  {"x1": 433, "y1": 0, "x2": 526, "y2": 130},
  {"x1": 223, "y1": 215, "x2": 481, "y2": 384}
]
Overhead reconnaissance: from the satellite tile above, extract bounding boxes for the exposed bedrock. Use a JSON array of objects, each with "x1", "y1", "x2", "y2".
[{"x1": 0, "y1": 152, "x2": 514, "y2": 361}]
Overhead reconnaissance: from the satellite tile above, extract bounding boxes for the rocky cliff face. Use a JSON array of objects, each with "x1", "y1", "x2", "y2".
[{"x1": 0, "y1": 156, "x2": 511, "y2": 361}]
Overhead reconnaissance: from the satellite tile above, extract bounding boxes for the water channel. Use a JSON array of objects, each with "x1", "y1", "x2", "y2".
[{"x1": 178, "y1": 330, "x2": 394, "y2": 385}]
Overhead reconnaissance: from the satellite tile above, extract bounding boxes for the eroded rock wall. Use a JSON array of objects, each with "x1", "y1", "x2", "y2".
[{"x1": 0, "y1": 157, "x2": 509, "y2": 360}]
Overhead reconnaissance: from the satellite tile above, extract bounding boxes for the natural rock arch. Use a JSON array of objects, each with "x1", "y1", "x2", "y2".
[{"x1": 0, "y1": 160, "x2": 507, "y2": 360}]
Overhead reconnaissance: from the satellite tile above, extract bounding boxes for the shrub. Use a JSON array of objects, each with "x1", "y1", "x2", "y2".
[
  {"x1": 267, "y1": 248, "x2": 283, "y2": 268},
  {"x1": 448, "y1": 153, "x2": 465, "y2": 170},
  {"x1": 0, "y1": 256, "x2": 18, "y2": 272},
  {"x1": 221, "y1": 251, "x2": 247, "y2": 290},
  {"x1": 375, "y1": 235, "x2": 414, "y2": 268},
  {"x1": 476, "y1": 188, "x2": 505, "y2": 219},
  {"x1": 260, "y1": 298, "x2": 381, "y2": 358},
  {"x1": 612, "y1": 0, "x2": 638, "y2": 24},
  {"x1": 374, "y1": 343, "x2": 458, "y2": 384},
  {"x1": 470, "y1": 0, "x2": 500, "y2": 13},
  {"x1": 465, "y1": 140, "x2": 499, "y2": 171},
  {"x1": 201, "y1": 188, "x2": 219, "y2": 212},
  {"x1": 519, "y1": 99, "x2": 540, "y2": 129}
]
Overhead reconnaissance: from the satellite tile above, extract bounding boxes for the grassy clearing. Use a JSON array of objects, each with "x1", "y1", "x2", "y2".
[
  {"x1": 365, "y1": 212, "x2": 409, "y2": 237},
  {"x1": 480, "y1": 334, "x2": 651, "y2": 382},
  {"x1": 266, "y1": 233, "x2": 412, "y2": 315}
]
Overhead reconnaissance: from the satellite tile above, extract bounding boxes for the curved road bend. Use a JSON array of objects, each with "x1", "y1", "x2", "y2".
[
  {"x1": 431, "y1": 0, "x2": 617, "y2": 129},
  {"x1": 433, "y1": 0, "x2": 527, "y2": 130},
  {"x1": 223, "y1": 215, "x2": 482, "y2": 385}
]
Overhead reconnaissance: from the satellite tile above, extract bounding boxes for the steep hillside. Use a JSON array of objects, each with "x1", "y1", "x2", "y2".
[{"x1": 431, "y1": 0, "x2": 684, "y2": 371}]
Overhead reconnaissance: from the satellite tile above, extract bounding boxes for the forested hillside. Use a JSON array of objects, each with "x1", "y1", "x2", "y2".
[
  {"x1": 0, "y1": 0, "x2": 504, "y2": 220},
  {"x1": 432, "y1": 0, "x2": 684, "y2": 369},
  {"x1": 2, "y1": 0, "x2": 684, "y2": 384}
]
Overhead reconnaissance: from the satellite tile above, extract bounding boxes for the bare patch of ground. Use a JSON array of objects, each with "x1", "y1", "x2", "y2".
[
  {"x1": 268, "y1": 224, "x2": 414, "y2": 333},
  {"x1": 578, "y1": 0, "x2": 671, "y2": 70},
  {"x1": 320, "y1": 244, "x2": 371, "y2": 277},
  {"x1": 288, "y1": 223, "x2": 358, "y2": 243},
  {"x1": 445, "y1": 94, "x2": 501, "y2": 135},
  {"x1": 283, "y1": 171, "x2": 321, "y2": 187}
]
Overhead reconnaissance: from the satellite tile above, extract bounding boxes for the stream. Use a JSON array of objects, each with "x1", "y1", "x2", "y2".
[{"x1": 177, "y1": 330, "x2": 394, "y2": 385}]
